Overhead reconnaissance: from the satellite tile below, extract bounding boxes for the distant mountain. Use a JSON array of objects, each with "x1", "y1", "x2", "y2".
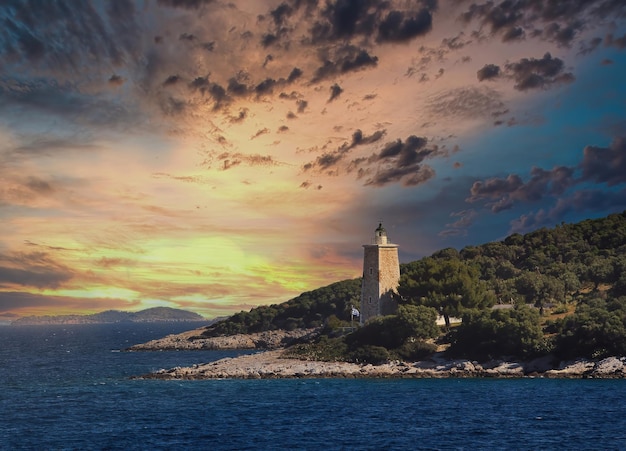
[{"x1": 11, "y1": 307, "x2": 207, "y2": 326}]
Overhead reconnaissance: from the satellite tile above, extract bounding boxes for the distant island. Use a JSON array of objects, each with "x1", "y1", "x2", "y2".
[{"x1": 11, "y1": 307, "x2": 207, "y2": 326}]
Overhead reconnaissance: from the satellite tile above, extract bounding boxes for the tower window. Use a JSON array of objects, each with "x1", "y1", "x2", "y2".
[
  {"x1": 368, "y1": 297, "x2": 372, "y2": 304},
  {"x1": 369, "y1": 267, "x2": 373, "y2": 275}
]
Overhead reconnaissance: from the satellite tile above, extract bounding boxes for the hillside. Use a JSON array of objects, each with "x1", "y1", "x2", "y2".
[
  {"x1": 193, "y1": 211, "x2": 626, "y2": 364},
  {"x1": 11, "y1": 307, "x2": 207, "y2": 326}
]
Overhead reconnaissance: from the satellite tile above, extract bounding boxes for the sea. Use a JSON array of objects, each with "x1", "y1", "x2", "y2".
[{"x1": 1, "y1": 323, "x2": 626, "y2": 451}]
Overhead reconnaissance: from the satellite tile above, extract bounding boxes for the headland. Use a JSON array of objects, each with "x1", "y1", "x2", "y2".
[{"x1": 129, "y1": 327, "x2": 626, "y2": 380}]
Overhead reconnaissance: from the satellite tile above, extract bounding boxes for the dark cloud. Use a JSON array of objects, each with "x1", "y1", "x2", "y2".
[
  {"x1": 189, "y1": 76, "x2": 210, "y2": 92},
  {"x1": 467, "y1": 166, "x2": 575, "y2": 212},
  {"x1": 312, "y1": 46, "x2": 378, "y2": 82},
  {"x1": 605, "y1": 33, "x2": 626, "y2": 49},
  {"x1": 0, "y1": 78, "x2": 139, "y2": 129},
  {"x1": 502, "y1": 26, "x2": 525, "y2": 42},
  {"x1": 163, "y1": 74, "x2": 181, "y2": 86},
  {"x1": 287, "y1": 67, "x2": 303, "y2": 82},
  {"x1": 328, "y1": 83, "x2": 343, "y2": 102},
  {"x1": 228, "y1": 108, "x2": 248, "y2": 124},
  {"x1": 299, "y1": 181, "x2": 323, "y2": 190},
  {"x1": 108, "y1": 74, "x2": 125, "y2": 86},
  {"x1": 460, "y1": 1, "x2": 523, "y2": 39},
  {"x1": 578, "y1": 36, "x2": 603, "y2": 55},
  {"x1": 303, "y1": 128, "x2": 387, "y2": 173},
  {"x1": 306, "y1": 0, "x2": 436, "y2": 44},
  {"x1": 460, "y1": 0, "x2": 626, "y2": 48},
  {"x1": 296, "y1": 99, "x2": 308, "y2": 113},
  {"x1": 269, "y1": 2, "x2": 295, "y2": 26},
  {"x1": 251, "y1": 128, "x2": 270, "y2": 140},
  {"x1": 25, "y1": 176, "x2": 55, "y2": 195},
  {"x1": 227, "y1": 77, "x2": 249, "y2": 97},
  {"x1": 201, "y1": 41, "x2": 215, "y2": 51},
  {"x1": 215, "y1": 151, "x2": 281, "y2": 170},
  {"x1": 468, "y1": 136, "x2": 626, "y2": 217},
  {"x1": 159, "y1": 96, "x2": 186, "y2": 115},
  {"x1": 510, "y1": 187, "x2": 626, "y2": 234},
  {"x1": 156, "y1": 0, "x2": 216, "y2": 9},
  {"x1": 377, "y1": 9, "x2": 433, "y2": 42},
  {"x1": 0, "y1": 0, "x2": 142, "y2": 72},
  {"x1": 255, "y1": 78, "x2": 278, "y2": 96},
  {"x1": 179, "y1": 32, "x2": 196, "y2": 41},
  {"x1": 261, "y1": 33, "x2": 279, "y2": 48},
  {"x1": 442, "y1": 33, "x2": 470, "y2": 50},
  {"x1": 351, "y1": 129, "x2": 386, "y2": 147},
  {"x1": 504, "y1": 52, "x2": 574, "y2": 91},
  {"x1": 0, "y1": 251, "x2": 73, "y2": 289},
  {"x1": 360, "y1": 135, "x2": 441, "y2": 187},
  {"x1": 580, "y1": 137, "x2": 626, "y2": 186},
  {"x1": 476, "y1": 63, "x2": 501, "y2": 81}
]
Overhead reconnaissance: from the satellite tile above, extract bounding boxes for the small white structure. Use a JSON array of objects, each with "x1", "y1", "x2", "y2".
[{"x1": 360, "y1": 223, "x2": 400, "y2": 324}]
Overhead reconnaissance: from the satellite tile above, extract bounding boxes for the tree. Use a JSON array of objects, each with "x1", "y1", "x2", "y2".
[
  {"x1": 399, "y1": 258, "x2": 495, "y2": 328},
  {"x1": 449, "y1": 305, "x2": 547, "y2": 361},
  {"x1": 552, "y1": 297, "x2": 626, "y2": 359}
]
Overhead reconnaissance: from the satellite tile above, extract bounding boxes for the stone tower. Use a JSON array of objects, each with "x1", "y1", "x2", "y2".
[{"x1": 360, "y1": 223, "x2": 400, "y2": 324}]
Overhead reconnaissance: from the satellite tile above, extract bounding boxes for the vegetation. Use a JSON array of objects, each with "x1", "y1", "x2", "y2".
[
  {"x1": 203, "y1": 211, "x2": 626, "y2": 364},
  {"x1": 201, "y1": 279, "x2": 361, "y2": 337}
]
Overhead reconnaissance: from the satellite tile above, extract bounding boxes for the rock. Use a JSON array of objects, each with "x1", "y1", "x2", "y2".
[
  {"x1": 127, "y1": 328, "x2": 319, "y2": 351},
  {"x1": 591, "y1": 357, "x2": 625, "y2": 377}
]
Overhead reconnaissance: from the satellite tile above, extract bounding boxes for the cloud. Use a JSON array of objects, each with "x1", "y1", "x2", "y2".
[
  {"x1": 439, "y1": 209, "x2": 478, "y2": 237},
  {"x1": 468, "y1": 137, "x2": 626, "y2": 216},
  {"x1": 377, "y1": 9, "x2": 433, "y2": 42},
  {"x1": 580, "y1": 137, "x2": 626, "y2": 186},
  {"x1": 509, "y1": 187, "x2": 626, "y2": 234},
  {"x1": 108, "y1": 74, "x2": 125, "y2": 86},
  {"x1": 328, "y1": 83, "x2": 343, "y2": 102},
  {"x1": 156, "y1": 0, "x2": 217, "y2": 9},
  {"x1": 467, "y1": 166, "x2": 575, "y2": 212},
  {"x1": 0, "y1": 78, "x2": 140, "y2": 129},
  {"x1": 476, "y1": 63, "x2": 501, "y2": 81},
  {"x1": 206, "y1": 151, "x2": 283, "y2": 171},
  {"x1": 458, "y1": 0, "x2": 626, "y2": 47},
  {"x1": 304, "y1": 0, "x2": 436, "y2": 44},
  {"x1": 0, "y1": 0, "x2": 142, "y2": 74},
  {"x1": 312, "y1": 45, "x2": 378, "y2": 82},
  {"x1": 0, "y1": 291, "x2": 137, "y2": 315},
  {"x1": 303, "y1": 129, "x2": 387, "y2": 174},
  {"x1": 504, "y1": 52, "x2": 574, "y2": 91},
  {"x1": 360, "y1": 135, "x2": 441, "y2": 187},
  {"x1": 0, "y1": 251, "x2": 73, "y2": 289},
  {"x1": 605, "y1": 33, "x2": 626, "y2": 49},
  {"x1": 163, "y1": 74, "x2": 181, "y2": 86},
  {"x1": 427, "y1": 86, "x2": 505, "y2": 119}
]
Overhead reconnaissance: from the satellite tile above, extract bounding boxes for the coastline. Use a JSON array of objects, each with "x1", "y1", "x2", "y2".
[{"x1": 134, "y1": 348, "x2": 626, "y2": 380}]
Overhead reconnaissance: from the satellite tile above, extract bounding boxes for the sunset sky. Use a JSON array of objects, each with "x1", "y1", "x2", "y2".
[{"x1": 1, "y1": 0, "x2": 625, "y2": 320}]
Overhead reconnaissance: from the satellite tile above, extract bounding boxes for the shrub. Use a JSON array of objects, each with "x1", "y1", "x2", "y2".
[
  {"x1": 350, "y1": 345, "x2": 390, "y2": 365},
  {"x1": 395, "y1": 340, "x2": 437, "y2": 361},
  {"x1": 448, "y1": 305, "x2": 547, "y2": 361}
]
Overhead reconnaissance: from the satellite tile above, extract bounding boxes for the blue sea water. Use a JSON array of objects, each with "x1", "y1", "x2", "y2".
[{"x1": 1, "y1": 324, "x2": 626, "y2": 450}]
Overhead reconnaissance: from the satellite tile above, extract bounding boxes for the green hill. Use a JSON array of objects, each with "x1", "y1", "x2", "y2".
[{"x1": 201, "y1": 211, "x2": 626, "y2": 363}]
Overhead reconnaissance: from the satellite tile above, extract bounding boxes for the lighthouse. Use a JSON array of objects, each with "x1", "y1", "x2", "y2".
[{"x1": 360, "y1": 223, "x2": 400, "y2": 324}]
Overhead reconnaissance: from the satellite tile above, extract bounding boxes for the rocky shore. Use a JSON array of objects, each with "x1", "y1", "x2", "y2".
[
  {"x1": 128, "y1": 327, "x2": 626, "y2": 380},
  {"x1": 127, "y1": 327, "x2": 319, "y2": 351},
  {"x1": 135, "y1": 350, "x2": 626, "y2": 380}
]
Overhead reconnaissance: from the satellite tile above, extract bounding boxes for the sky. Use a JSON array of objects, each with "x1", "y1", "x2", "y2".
[{"x1": 1, "y1": 0, "x2": 625, "y2": 320}]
